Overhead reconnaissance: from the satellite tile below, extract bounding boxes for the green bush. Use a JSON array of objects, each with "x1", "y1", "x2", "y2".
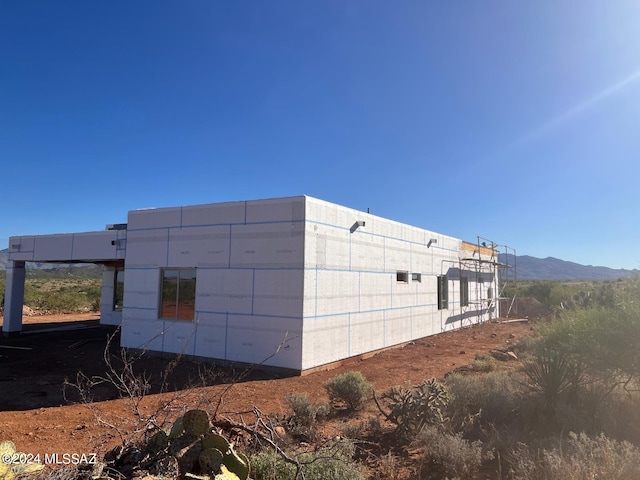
[
  {"x1": 509, "y1": 432, "x2": 640, "y2": 480},
  {"x1": 446, "y1": 371, "x2": 523, "y2": 432},
  {"x1": 467, "y1": 352, "x2": 497, "y2": 372},
  {"x1": 285, "y1": 393, "x2": 317, "y2": 427},
  {"x1": 341, "y1": 420, "x2": 366, "y2": 440},
  {"x1": 415, "y1": 426, "x2": 492, "y2": 479},
  {"x1": 284, "y1": 393, "x2": 330, "y2": 437},
  {"x1": 323, "y1": 371, "x2": 372, "y2": 411},
  {"x1": 250, "y1": 442, "x2": 363, "y2": 480},
  {"x1": 538, "y1": 308, "x2": 640, "y2": 376}
]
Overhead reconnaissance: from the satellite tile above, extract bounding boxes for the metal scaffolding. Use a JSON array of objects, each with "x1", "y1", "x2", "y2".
[{"x1": 459, "y1": 237, "x2": 517, "y2": 322}]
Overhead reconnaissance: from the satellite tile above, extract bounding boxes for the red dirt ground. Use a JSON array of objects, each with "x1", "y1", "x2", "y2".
[{"x1": 0, "y1": 313, "x2": 534, "y2": 469}]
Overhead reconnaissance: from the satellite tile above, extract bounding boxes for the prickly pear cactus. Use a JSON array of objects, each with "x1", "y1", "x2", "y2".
[
  {"x1": 183, "y1": 410, "x2": 210, "y2": 437},
  {"x1": 168, "y1": 433, "x2": 198, "y2": 458},
  {"x1": 199, "y1": 448, "x2": 224, "y2": 473},
  {"x1": 146, "y1": 430, "x2": 169, "y2": 454},
  {"x1": 169, "y1": 416, "x2": 184, "y2": 439},
  {"x1": 137, "y1": 411, "x2": 249, "y2": 480},
  {"x1": 0, "y1": 441, "x2": 12, "y2": 480},
  {"x1": 215, "y1": 465, "x2": 241, "y2": 480},
  {"x1": 0, "y1": 440, "x2": 44, "y2": 480},
  {"x1": 202, "y1": 433, "x2": 230, "y2": 454},
  {"x1": 222, "y1": 447, "x2": 249, "y2": 480}
]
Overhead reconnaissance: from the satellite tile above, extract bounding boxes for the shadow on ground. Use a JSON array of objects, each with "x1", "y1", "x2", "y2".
[{"x1": 0, "y1": 319, "x2": 276, "y2": 411}]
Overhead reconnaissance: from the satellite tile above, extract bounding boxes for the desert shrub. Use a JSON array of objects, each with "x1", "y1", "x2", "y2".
[
  {"x1": 519, "y1": 279, "x2": 640, "y2": 437},
  {"x1": 535, "y1": 305, "x2": 640, "y2": 397},
  {"x1": 520, "y1": 281, "x2": 575, "y2": 308},
  {"x1": 522, "y1": 349, "x2": 583, "y2": 415},
  {"x1": 323, "y1": 371, "x2": 372, "y2": 411},
  {"x1": 509, "y1": 432, "x2": 640, "y2": 480},
  {"x1": 374, "y1": 378, "x2": 448, "y2": 442},
  {"x1": 416, "y1": 425, "x2": 493, "y2": 479},
  {"x1": 558, "y1": 383, "x2": 640, "y2": 444},
  {"x1": 284, "y1": 393, "x2": 330, "y2": 437},
  {"x1": 285, "y1": 393, "x2": 317, "y2": 427},
  {"x1": 314, "y1": 401, "x2": 332, "y2": 419},
  {"x1": 468, "y1": 352, "x2": 497, "y2": 372},
  {"x1": 366, "y1": 416, "x2": 386, "y2": 438},
  {"x1": 446, "y1": 370, "x2": 523, "y2": 432},
  {"x1": 512, "y1": 334, "x2": 536, "y2": 356},
  {"x1": 374, "y1": 452, "x2": 401, "y2": 480},
  {"x1": 600, "y1": 388, "x2": 640, "y2": 444},
  {"x1": 341, "y1": 420, "x2": 366, "y2": 439},
  {"x1": 250, "y1": 441, "x2": 363, "y2": 480}
]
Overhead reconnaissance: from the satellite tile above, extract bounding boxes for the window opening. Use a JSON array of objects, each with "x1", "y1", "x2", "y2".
[
  {"x1": 113, "y1": 267, "x2": 124, "y2": 312},
  {"x1": 437, "y1": 275, "x2": 448, "y2": 310},
  {"x1": 160, "y1": 268, "x2": 196, "y2": 320},
  {"x1": 460, "y1": 276, "x2": 469, "y2": 307}
]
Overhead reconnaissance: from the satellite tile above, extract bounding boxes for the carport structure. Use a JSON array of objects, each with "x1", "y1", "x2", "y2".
[{"x1": 3, "y1": 226, "x2": 127, "y2": 334}]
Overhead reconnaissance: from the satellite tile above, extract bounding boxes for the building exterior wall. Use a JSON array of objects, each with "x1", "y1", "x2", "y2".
[
  {"x1": 300, "y1": 197, "x2": 494, "y2": 371},
  {"x1": 119, "y1": 197, "x2": 306, "y2": 371}
]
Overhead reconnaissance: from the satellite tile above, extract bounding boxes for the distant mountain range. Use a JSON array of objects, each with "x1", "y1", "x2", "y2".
[
  {"x1": 498, "y1": 254, "x2": 639, "y2": 281},
  {"x1": 1, "y1": 248, "x2": 637, "y2": 281}
]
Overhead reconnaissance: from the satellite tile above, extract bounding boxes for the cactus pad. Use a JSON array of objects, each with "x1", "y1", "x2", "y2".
[
  {"x1": 0, "y1": 440, "x2": 44, "y2": 480},
  {"x1": 0, "y1": 442, "x2": 13, "y2": 480},
  {"x1": 201, "y1": 433, "x2": 230, "y2": 454},
  {"x1": 147, "y1": 430, "x2": 169, "y2": 454},
  {"x1": 169, "y1": 416, "x2": 184, "y2": 439},
  {"x1": 183, "y1": 410, "x2": 210, "y2": 437},
  {"x1": 222, "y1": 448, "x2": 249, "y2": 480},
  {"x1": 199, "y1": 448, "x2": 224, "y2": 473},
  {"x1": 214, "y1": 465, "x2": 241, "y2": 480}
]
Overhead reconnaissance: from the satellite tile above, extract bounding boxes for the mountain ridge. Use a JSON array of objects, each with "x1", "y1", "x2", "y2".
[{"x1": 499, "y1": 253, "x2": 639, "y2": 281}]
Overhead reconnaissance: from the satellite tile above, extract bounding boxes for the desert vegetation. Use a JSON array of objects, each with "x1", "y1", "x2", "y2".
[
  {"x1": 0, "y1": 266, "x2": 102, "y2": 314},
  {"x1": 262, "y1": 277, "x2": 640, "y2": 479}
]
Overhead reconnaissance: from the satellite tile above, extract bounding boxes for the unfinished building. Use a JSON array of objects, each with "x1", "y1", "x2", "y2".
[{"x1": 3, "y1": 196, "x2": 509, "y2": 373}]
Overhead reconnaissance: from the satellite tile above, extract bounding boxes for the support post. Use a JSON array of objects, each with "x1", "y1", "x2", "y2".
[{"x1": 2, "y1": 260, "x2": 26, "y2": 336}]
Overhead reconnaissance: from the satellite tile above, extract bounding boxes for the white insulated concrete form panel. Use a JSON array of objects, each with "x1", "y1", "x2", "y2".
[
  {"x1": 181, "y1": 201, "x2": 245, "y2": 227},
  {"x1": 125, "y1": 230, "x2": 170, "y2": 268},
  {"x1": 229, "y1": 223, "x2": 304, "y2": 269},
  {"x1": 168, "y1": 226, "x2": 232, "y2": 268},
  {"x1": 196, "y1": 268, "x2": 254, "y2": 315},
  {"x1": 128, "y1": 207, "x2": 182, "y2": 230}
]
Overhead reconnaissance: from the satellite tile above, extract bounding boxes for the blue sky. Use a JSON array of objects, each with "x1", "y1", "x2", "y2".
[{"x1": 1, "y1": 1, "x2": 639, "y2": 269}]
